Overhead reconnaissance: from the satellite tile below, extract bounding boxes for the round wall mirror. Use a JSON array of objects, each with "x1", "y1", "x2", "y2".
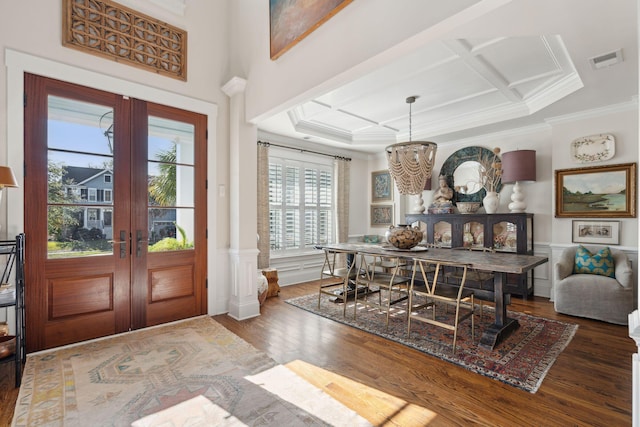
[
  {"x1": 440, "y1": 146, "x2": 502, "y2": 204},
  {"x1": 453, "y1": 160, "x2": 484, "y2": 195}
]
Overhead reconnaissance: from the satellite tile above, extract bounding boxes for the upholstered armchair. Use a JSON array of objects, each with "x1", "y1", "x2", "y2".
[{"x1": 554, "y1": 246, "x2": 634, "y2": 325}]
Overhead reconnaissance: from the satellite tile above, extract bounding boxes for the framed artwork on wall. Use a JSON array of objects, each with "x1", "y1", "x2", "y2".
[
  {"x1": 269, "y1": 0, "x2": 354, "y2": 60},
  {"x1": 572, "y1": 220, "x2": 620, "y2": 245},
  {"x1": 371, "y1": 170, "x2": 393, "y2": 202},
  {"x1": 555, "y1": 162, "x2": 636, "y2": 218},
  {"x1": 370, "y1": 204, "x2": 393, "y2": 227}
]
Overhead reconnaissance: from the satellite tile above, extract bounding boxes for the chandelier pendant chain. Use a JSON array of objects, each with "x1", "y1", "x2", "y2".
[{"x1": 407, "y1": 95, "x2": 415, "y2": 142}]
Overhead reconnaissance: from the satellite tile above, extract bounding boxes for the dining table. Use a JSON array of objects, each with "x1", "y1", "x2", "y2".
[{"x1": 319, "y1": 243, "x2": 548, "y2": 350}]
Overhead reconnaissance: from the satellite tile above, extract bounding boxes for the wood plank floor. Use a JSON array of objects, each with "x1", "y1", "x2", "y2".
[
  {"x1": 0, "y1": 281, "x2": 634, "y2": 426},
  {"x1": 215, "y1": 282, "x2": 634, "y2": 427}
]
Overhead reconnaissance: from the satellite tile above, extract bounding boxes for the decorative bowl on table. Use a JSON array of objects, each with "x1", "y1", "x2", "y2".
[
  {"x1": 0, "y1": 335, "x2": 16, "y2": 359},
  {"x1": 457, "y1": 202, "x2": 481, "y2": 214},
  {"x1": 363, "y1": 235, "x2": 380, "y2": 243},
  {"x1": 385, "y1": 224, "x2": 423, "y2": 249}
]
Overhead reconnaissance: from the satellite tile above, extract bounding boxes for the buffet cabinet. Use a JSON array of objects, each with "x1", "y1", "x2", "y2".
[{"x1": 405, "y1": 213, "x2": 534, "y2": 298}]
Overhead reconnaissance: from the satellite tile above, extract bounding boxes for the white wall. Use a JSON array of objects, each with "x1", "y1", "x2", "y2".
[
  {"x1": 550, "y1": 106, "x2": 639, "y2": 247},
  {"x1": 548, "y1": 105, "x2": 639, "y2": 301}
]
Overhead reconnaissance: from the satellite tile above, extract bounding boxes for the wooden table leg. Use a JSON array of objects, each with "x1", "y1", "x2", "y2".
[{"x1": 479, "y1": 271, "x2": 519, "y2": 350}]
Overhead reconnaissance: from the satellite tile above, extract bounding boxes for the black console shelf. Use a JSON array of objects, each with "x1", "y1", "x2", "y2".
[{"x1": 0, "y1": 233, "x2": 25, "y2": 387}]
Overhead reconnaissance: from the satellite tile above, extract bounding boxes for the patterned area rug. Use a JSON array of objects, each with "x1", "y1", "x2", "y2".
[
  {"x1": 286, "y1": 292, "x2": 578, "y2": 393},
  {"x1": 12, "y1": 316, "x2": 371, "y2": 427}
]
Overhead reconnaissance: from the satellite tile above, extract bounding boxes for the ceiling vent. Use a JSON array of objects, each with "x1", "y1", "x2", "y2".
[{"x1": 589, "y1": 49, "x2": 623, "y2": 70}]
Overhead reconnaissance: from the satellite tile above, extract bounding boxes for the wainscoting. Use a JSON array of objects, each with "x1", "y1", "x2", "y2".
[{"x1": 269, "y1": 251, "x2": 326, "y2": 286}]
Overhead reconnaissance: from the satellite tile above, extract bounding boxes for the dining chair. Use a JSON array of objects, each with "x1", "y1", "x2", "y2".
[
  {"x1": 318, "y1": 248, "x2": 358, "y2": 317},
  {"x1": 354, "y1": 253, "x2": 411, "y2": 328},
  {"x1": 408, "y1": 259, "x2": 476, "y2": 353},
  {"x1": 445, "y1": 246, "x2": 495, "y2": 320}
]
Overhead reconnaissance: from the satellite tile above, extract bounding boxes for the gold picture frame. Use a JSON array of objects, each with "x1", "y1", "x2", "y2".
[
  {"x1": 555, "y1": 162, "x2": 636, "y2": 218},
  {"x1": 370, "y1": 204, "x2": 393, "y2": 227},
  {"x1": 371, "y1": 170, "x2": 393, "y2": 202},
  {"x1": 269, "y1": 0, "x2": 353, "y2": 60}
]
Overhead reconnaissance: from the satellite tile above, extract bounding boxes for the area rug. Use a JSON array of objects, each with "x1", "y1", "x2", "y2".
[
  {"x1": 11, "y1": 315, "x2": 371, "y2": 427},
  {"x1": 286, "y1": 292, "x2": 578, "y2": 393}
]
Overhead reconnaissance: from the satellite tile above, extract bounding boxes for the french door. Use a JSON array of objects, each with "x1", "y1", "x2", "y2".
[{"x1": 24, "y1": 74, "x2": 207, "y2": 352}]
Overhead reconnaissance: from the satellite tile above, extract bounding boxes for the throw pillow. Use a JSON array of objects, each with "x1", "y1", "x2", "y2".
[{"x1": 574, "y1": 245, "x2": 615, "y2": 278}]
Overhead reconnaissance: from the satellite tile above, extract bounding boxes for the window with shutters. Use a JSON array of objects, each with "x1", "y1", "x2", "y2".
[{"x1": 269, "y1": 154, "x2": 334, "y2": 255}]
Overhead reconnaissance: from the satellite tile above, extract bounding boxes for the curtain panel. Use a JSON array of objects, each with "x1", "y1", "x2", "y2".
[
  {"x1": 257, "y1": 142, "x2": 270, "y2": 269},
  {"x1": 334, "y1": 157, "x2": 350, "y2": 243}
]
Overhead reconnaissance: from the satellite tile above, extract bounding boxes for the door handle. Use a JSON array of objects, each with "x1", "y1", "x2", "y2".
[
  {"x1": 110, "y1": 230, "x2": 127, "y2": 259},
  {"x1": 136, "y1": 230, "x2": 143, "y2": 257}
]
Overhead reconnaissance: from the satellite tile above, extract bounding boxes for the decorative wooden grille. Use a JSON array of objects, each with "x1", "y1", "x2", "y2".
[{"x1": 63, "y1": 0, "x2": 187, "y2": 81}]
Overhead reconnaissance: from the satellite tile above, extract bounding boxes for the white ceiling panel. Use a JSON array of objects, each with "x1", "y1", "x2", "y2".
[{"x1": 477, "y1": 37, "x2": 564, "y2": 84}]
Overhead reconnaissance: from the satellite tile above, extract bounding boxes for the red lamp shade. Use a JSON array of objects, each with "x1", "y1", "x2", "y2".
[
  {"x1": 501, "y1": 150, "x2": 536, "y2": 183},
  {"x1": 423, "y1": 177, "x2": 431, "y2": 191}
]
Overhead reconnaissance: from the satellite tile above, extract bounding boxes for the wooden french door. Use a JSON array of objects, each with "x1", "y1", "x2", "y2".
[{"x1": 24, "y1": 74, "x2": 207, "y2": 352}]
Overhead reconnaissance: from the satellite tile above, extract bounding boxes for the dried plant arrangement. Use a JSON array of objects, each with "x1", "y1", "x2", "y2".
[{"x1": 479, "y1": 147, "x2": 502, "y2": 192}]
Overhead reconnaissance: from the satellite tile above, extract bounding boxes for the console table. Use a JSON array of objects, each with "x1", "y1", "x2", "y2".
[{"x1": 405, "y1": 212, "x2": 534, "y2": 299}]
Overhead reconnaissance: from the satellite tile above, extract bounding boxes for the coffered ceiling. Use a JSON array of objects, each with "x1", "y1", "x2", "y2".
[{"x1": 257, "y1": 1, "x2": 638, "y2": 153}]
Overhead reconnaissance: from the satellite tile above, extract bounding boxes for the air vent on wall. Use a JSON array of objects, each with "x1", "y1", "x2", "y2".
[{"x1": 589, "y1": 49, "x2": 623, "y2": 70}]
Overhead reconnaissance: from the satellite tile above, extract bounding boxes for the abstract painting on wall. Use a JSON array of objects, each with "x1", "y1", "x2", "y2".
[{"x1": 270, "y1": 0, "x2": 353, "y2": 60}]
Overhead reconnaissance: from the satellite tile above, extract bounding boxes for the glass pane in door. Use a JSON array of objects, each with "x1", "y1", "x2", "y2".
[
  {"x1": 47, "y1": 96, "x2": 114, "y2": 259},
  {"x1": 147, "y1": 116, "x2": 195, "y2": 252}
]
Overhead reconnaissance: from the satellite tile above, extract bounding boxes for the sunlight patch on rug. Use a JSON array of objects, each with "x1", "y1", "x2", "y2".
[
  {"x1": 246, "y1": 364, "x2": 370, "y2": 426},
  {"x1": 286, "y1": 292, "x2": 578, "y2": 393},
  {"x1": 12, "y1": 316, "x2": 371, "y2": 427}
]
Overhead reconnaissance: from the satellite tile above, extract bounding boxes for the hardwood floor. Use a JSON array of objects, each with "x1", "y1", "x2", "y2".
[
  {"x1": 215, "y1": 282, "x2": 634, "y2": 427},
  {"x1": 0, "y1": 281, "x2": 634, "y2": 426}
]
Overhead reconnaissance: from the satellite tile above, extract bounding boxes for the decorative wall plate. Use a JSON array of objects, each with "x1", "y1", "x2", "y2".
[{"x1": 571, "y1": 134, "x2": 615, "y2": 163}]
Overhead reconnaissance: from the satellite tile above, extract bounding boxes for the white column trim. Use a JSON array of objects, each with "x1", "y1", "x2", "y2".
[
  {"x1": 228, "y1": 248, "x2": 261, "y2": 320},
  {"x1": 223, "y1": 75, "x2": 260, "y2": 319}
]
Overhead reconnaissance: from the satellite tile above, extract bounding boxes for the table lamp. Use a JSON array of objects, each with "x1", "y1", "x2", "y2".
[
  {"x1": 0, "y1": 165, "x2": 18, "y2": 214},
  {"x1": 501, "y1": 150, "x2": 536, "y2": 213}
]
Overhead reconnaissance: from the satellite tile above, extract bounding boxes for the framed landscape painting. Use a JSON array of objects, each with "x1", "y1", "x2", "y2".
[
  {"x1": 270, "y1": 0, "x2": 353, "y2": 60},
  {"x1": 555, "y1": 162, "x2": 636, "y2": 218}
]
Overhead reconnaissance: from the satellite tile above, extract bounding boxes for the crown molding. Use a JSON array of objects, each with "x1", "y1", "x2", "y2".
[{"x1": 545, "y1": 97, "x2": 638, "y2": 125}]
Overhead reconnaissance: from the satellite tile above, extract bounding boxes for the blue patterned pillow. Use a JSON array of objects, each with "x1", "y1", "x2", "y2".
[{"x1": 574, "y1": 245, "x2": 615, "y2": 278}]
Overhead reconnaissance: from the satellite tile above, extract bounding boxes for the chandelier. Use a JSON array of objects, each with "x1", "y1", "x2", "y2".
[{"x1": 385, "y1": 96, "x2": 437, "y2": 196}]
